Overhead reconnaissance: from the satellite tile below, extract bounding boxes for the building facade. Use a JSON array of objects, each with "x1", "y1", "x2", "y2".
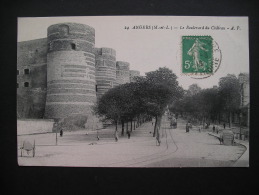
[{"x1": 238, "y1": 73, "x2": 250, "y2": 127}]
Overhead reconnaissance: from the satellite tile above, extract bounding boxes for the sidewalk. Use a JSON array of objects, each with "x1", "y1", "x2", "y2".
[
  {"x1": 232, "y1": 139, "x2": 249, "y2": 167},
  {"x1": 18, "y1": 121, "x2": 166, "y2": 167},
  {"x1": 208, "y1": 132, "x2": 249, "y2": 167}
]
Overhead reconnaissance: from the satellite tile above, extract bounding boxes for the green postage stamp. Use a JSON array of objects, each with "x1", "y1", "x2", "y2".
[{"x1": 182, "y1": 36, "x2": 213, "y2": 75}]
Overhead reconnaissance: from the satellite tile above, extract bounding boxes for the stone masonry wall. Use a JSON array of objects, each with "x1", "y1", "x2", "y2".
[
  {"x1": 94, "y1": 47, "x2": 116, "y2": 99},
  {"x1": 44, "y1": 23, "x2": 96, "y2": 119},
  {"x1": 130, "y1": 70, "x2": 140, "y2": 82},
  {"x1": 17, "y1": 38, "x2": 48, "y2": 118},
  {"x1": 116, "y1": 61, "x2": 130, "y2": 85},
  {"x1": 17, "y1": 119, "x2": 54, "y2": 135}
]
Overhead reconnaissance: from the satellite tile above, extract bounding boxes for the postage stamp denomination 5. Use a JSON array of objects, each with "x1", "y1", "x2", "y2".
[{"x1": 182, "y1": 36, "x2": 213, "y2": 74}]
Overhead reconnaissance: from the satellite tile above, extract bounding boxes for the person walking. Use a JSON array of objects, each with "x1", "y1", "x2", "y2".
[
  {"x1": 59, "y1": 123, "x2": 64, "y2": 137},
  {"x1": 127, "y1": 131, "x2": 131, "y2": 139},
  {"x1": 97, "y1": 130, "x2": 100, "y2": 141},
  {"x1": 213, "y1": 125, "x2": 215, "y2": 133},
  {"x1": 60, "y1": 128, "x2": 63, "y2": 137},
  {"x1": 186, "y1": 121, "x2": 190, "y2": 133},
  {"x1": 115, "y1": 130, "x2": 119, "y2": 142},
  {"x1": 216, "y1": 125, "x2": 219, "y2": 134},
  {"x1": 223, "y1": 123, "x2": 226, "y2": 129},
  {"x1": 156, "y1": 132, "x2": 161, "y2": 146}
]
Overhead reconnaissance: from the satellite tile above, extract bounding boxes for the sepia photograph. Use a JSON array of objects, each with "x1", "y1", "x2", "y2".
[{"x1": 17, "y1": 16, "x2": 249, "y2": 167}]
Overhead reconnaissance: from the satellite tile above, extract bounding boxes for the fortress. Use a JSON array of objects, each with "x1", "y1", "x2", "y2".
[{"x1": 17, "y1": 23, "x2": 140, "y2": 120}]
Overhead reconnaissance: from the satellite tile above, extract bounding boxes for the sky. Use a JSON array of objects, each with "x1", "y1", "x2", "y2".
[{"x1": 18, "y1": 16, "x2": 249, "y2": 89}]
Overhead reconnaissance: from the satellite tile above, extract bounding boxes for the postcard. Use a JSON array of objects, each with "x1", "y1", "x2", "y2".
[{"x1": 17, "y1": 16, "x2": 249, "y2": 167}]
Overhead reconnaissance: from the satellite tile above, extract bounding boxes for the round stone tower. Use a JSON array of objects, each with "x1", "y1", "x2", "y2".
[
  {"x1": 44, "y1": 23, "x2": 96, "y2": 119},
  {"x1": 94, "y1": 47, "x2": 116, "y2": 99},
  {"x1": 129, "y1": 70, "x2": 140, "y2": 82},
  {"x1": 116, "y1": 61, "x2": 130, "y2": 85}
]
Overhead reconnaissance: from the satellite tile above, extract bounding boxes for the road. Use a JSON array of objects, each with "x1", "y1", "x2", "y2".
[
  {"x1": 144, "y1": 117, "x2": 246, "y2": 167},
  {"x1": 17, "y1": 116, "x2": 246, "y2": 167}
]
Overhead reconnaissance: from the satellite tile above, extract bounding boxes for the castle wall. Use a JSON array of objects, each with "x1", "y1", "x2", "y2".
[
  {"x1": 17, "y1": 23, "x2": 137, "y2": 121},
  {"x1": 116, "y1": 61, "x2": 130, "y2": 85},
  {"x1": 17, "y1": 119, "x2": 54, "y2": 135},
  {"x1": 94, "y1": 47, "x2": 116, "y2": 99},
  {"x1": 17, "y1": 38, "x2": 48, "y2": 118},
  {"x1": 44, "y1": 23, "x2": 96, "y2": 119}
]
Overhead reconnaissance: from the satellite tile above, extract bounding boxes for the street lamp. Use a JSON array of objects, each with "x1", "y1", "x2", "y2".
[
  {"x1": 53, "y1": 121, "x2": 58, "y2": 146},
  {"x1": 56, "y1": 128, "x2": 58, "y2": 145},
  {"x1": 239, "y1": 112, "x2": 242, "y2": 140}
]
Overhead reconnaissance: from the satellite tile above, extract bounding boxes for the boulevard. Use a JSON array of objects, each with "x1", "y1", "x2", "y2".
[{"x1": 18, "y1": 116, "x2": 247, "y2": 167}]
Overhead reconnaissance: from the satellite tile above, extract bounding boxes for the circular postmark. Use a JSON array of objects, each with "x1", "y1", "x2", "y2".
[{"x1": 178, "y1": 36, "x2": 222, "y2": 79}]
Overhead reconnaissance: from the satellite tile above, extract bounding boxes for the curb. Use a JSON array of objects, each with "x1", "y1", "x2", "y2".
[
  {"x1": 17, "y1": 132, "x2": 53, "y2": 136},
  {"x1": 208, "y1": 132, "x2": 249, "y2": 167},
  {"x1": 208, "y1": 132, "x2": 220, "y2": 138},
  {"x1": 232, "y1": 140, "x2": 249, "y2": 167}
]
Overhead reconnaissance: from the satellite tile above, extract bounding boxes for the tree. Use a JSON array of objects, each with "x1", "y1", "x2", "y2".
[
  {"x1": 95, "y1": 67, "x2": 183, "y2": 145},
  {"x1": 194, "y1": 88, "x2": 220, "y2": 126},
  {"x1": 186, "y1": 83, "x2": 202, "y2": 96},
  {"x1": 117, "y1": 82, "x2": 142, "y2": 135},
  {"x1": 137, "y1": 67, "x2": 183, "y2": 141},
  {"x1": 94, "y1": 87, "x2": 123, "y2": 135},
  {"x1": 218, "y1": 74, "x2": 241, "y2": 127},
  {"x1": 94, "y1": 82, "x2": 145, "y2": 136},
  {"x1": 170, "y1": 74, "x2": 241, "y2": 128},
  {"x1": 170, "y1": 85, "x2": 220, "y2": 126}
]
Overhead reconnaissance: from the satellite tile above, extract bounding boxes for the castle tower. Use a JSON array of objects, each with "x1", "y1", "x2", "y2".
[
  {"x1": 116, "y1": 61, "x2": 130, "y2": 85},
  {"x1": 44, "y1": 23, "x2": 96, "y2": 119},
  {"x1": 129, "y1": 70, "x2": 140, "y2": 82},
  {"x1": 94, "y1": 47, "x2": 116, "y2": 99}
]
